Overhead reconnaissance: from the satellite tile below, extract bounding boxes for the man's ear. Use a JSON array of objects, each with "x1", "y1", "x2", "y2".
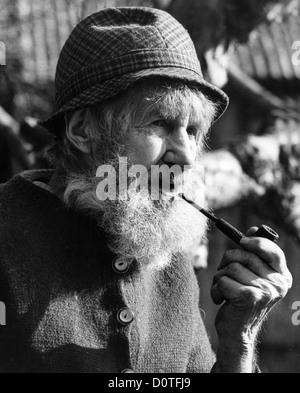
[{"x1": 65, "y1": 109, "x2": 91, "y2": 154}]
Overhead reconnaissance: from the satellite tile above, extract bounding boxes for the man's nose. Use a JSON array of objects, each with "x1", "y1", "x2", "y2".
[{"x1": 163, "y1": 126, "x2": 196, "y2": 167}]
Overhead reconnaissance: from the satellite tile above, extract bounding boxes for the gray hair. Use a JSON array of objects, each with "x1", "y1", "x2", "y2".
[{"x1": 47, "y1": 79, "x2": 216, "y2": 173}]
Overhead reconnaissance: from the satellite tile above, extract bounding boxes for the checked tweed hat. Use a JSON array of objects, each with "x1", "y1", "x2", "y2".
[{"x1": 39, "y1": 7, "x2": 229, "y2": 134}]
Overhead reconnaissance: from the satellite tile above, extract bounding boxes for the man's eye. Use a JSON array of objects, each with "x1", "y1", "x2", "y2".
[
  {"x1": 187, "y1": 127, "x2": 198, "y2": 138},
  {"x1": 151, "y1": 119, "x2": 167, "y2": 128}
]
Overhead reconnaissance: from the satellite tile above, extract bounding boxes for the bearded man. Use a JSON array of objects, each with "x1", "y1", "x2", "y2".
[{"x1": 0, "y1": 7, "x2": 292, "y2": 373}]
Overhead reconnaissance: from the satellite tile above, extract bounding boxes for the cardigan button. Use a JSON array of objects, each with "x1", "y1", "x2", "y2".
[
  {"x1": 122, "y1": 369, "x2": 135, "y2": 373},
  {"x1": 117, "y1": 308, "x2": 135, "y2": 325},
  {"x1": 112, "y1": 257, "x2": 132, "y2": 274}
]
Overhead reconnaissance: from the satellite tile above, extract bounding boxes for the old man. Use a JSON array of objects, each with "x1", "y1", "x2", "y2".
[{"x1": 0, "y1": 7, "x2": 292, "y2": 373}]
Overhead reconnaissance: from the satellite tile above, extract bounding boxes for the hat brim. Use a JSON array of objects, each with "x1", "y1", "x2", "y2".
[{"x1": 39, "y1": 68, "x2": 229, "y2": 135}]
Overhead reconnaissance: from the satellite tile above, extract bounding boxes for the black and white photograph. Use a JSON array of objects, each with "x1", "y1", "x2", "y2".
[{"x1": 0, "y1": 0, "x2": 299, "y2": 376}]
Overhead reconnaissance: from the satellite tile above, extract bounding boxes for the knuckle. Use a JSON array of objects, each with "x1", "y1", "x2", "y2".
[
  {"x1": 227, "y1": 262, "x2": 242, "y2": 277},
  {"x1": 260, "y1": 286, "x2": 276, "y2": 304},
  {"x1": 278, "y1": 248, "x2": 286, "y2": 262},
  {"x1": 246, "y1": 289, "x2": 260, "y2": 304},
  {"x1": 223, "y1": 250, "x2": 236, "y2": 262},
  {"x1": 256, "y1": 278, "x2": 281, "y2": 303},
  {"x1": 272, "y1": 248, "x2": 286, "y2": 265},
  {"x1": 241, "y1": 287, "x2": 268, "y2": 306},
  {"x1": 276, "y1": 278, "x2": 290, "y2": 298},
  {"x1": 270, "y1": 273, "x2": 292, "y2": 297},
  {"x1": 217, "y1": 276, "x2": 229, "y2": 292},
  {"x1": 211, "y1": 286, "x2": 223, "y2": 305},
  {"x1": 244, "y1": 252, "x2": 257, "y2": 268},
  {"x1": 260, "y1": 280, "x2": 285, "y2": 304}
]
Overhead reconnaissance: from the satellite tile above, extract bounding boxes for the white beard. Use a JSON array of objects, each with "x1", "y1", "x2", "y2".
[{"x1": 63, "y1": 165, "x2": 208, "y2": 270}]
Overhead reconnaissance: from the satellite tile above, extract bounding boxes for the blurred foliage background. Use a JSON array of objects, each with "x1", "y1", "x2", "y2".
[{"x1": 1, "y1": 0, "x2": 300, "y2": 373}]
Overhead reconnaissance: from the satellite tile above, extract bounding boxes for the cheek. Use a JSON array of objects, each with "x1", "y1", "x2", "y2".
[
  {"x1": 124, "y1": 133, "x2": 166, "y2": 167},
  {"x1": 191, "y1": 140, "x2": 200, "y2": 157}
]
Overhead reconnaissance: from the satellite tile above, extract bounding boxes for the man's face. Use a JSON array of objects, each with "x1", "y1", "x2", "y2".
[
  {"x1": 63, "y1": 81, "x2": 212, "y2": 268},
  {"x1": 123, "y1": 100, "x2": 201, "y2": 167},
  {"x1": 120, "y1": 82, "x2": 207, "y2": 198}
]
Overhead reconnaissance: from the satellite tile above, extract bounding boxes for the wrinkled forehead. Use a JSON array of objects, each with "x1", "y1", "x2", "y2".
[{"x1": 130, "y1": 79, "x2": 206, "y2": 125}]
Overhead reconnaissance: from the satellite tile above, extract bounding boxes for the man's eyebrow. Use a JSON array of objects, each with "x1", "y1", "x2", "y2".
[
  {"x1": 190, "y1": 101, "x2": 207, "y2": 126},
  {"x1": 144, "y1": 107, "x2": 165, "y2": 118},
  {"x1": 135, "y1": 107, "x2": 165, "y2": 126},
  {"x1": 137, "y1": 98, "x2": 206, "y2": 126},
  {"x1": 189, "y1": 111, "x2": 204, "y2": 126}
]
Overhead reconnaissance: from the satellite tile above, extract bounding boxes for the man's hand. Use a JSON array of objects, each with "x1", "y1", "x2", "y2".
[{"x1": 211, "y1": 227, "x2": 293, "y2": 373}]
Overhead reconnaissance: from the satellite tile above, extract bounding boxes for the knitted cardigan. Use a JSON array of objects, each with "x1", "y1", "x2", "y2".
[{"x1": 0, "y1": 170, "x2": 215, "y2": 373}]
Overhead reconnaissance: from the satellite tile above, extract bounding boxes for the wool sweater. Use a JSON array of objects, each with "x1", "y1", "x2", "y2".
[{"x1": 0, "y1": 170, "x2": 215, "y2": 373}]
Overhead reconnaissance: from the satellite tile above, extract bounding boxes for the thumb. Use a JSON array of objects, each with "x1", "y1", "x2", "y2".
[{"x1": 245, "y1": 226, "x2": 259, "y2": 237}]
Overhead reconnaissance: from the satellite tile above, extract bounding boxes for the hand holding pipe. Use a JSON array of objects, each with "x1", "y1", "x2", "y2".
[{"x1": 181, "y1": 195, "x2": 279, "y2": 245}]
